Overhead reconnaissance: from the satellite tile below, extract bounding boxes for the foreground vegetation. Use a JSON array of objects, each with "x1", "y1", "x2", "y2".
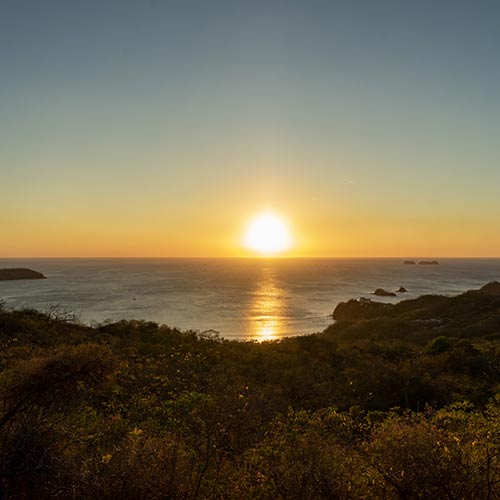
[{"x1": 2, "y1": 283, "x2": 500, "y2": 498}]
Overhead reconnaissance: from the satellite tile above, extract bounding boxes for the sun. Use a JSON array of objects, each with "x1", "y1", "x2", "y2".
[{"x1": 244, "y1": 212, "x2": 292, "y2": 255}]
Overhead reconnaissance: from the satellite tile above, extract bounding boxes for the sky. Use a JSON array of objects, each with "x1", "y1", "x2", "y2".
[{"x1": 2, "y1": 0, "x2": 500, "y2": 257}]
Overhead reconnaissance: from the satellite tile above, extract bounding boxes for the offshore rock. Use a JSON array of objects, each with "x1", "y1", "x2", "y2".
[
  {"x1": 372, "y1": 288, "x2": 397, "y2": 297},
  {"x1": 0, "y1": 268, "x2": 47, "y2": 281}
]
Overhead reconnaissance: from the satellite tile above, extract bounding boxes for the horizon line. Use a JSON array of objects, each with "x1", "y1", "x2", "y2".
[{"x1": 2, "y1": 256, "x2": 500, "y2": 260}]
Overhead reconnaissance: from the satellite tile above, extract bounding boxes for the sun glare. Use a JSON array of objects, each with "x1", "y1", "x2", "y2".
[{"x1": 244, "y1": 212, "x2": 292, "y2": 255}]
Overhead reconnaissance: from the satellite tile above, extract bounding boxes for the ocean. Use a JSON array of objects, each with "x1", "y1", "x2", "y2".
[{"x1": 1, "y1": 258, "x2": 499, "y2": 340}]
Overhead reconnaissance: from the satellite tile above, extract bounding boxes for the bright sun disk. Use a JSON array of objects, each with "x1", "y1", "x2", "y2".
[{"x1": 244, "y1": 213, "x2": 292, "y2": 255}]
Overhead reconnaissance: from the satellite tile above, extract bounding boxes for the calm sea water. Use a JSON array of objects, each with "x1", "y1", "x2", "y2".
[{"x1": 1, "y1": 258, "x2": 499, "y2": 340}]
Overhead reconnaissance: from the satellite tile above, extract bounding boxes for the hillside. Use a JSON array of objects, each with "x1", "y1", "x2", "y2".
[{"x1": 1, "y1": 284, "x2": 500, "y2": 498}]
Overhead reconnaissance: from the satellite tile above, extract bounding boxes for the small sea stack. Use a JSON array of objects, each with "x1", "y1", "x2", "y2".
[
  {"x1": 372, "y1": 288, "x2": 397, "y2": 297},
  {"x1": 0, "y1": 268, "x2": 47, "y2": 281},
  {"x1": 397, "y1": 286, "x2": 407, "y2": 293}
]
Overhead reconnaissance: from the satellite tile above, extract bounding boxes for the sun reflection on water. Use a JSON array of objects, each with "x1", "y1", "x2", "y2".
[
  {"x1": 255, "y1": 323, "x2": 278, "y2": 341},
  {"x1": 250, "y1": 270, "x2": 285, "y2": 341}
]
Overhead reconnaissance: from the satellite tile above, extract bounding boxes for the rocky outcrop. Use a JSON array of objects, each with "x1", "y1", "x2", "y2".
[
  {"x1": 403, "y1": 260, "x2": 416, "y2": 265},
  {"x1": 372, "y1": 288, "x2": 397, "y2": 297},
  {"x1": 397, "y1": 286, "x2": 407, "y2": 293},
  {"x1": 419, "y1": 260, "x2": 439, "y2": 265},
  {"x1": 0, "y1": 268, "x2": 47, "y2": 281}
]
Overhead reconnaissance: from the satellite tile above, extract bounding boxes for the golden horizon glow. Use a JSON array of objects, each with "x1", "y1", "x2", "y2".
[
  {"x1": 243, "y1": 212, "x2": 293, "y2": 256},
  {"x1": 5, "y1": 199, "x2": 500, "y2": 258}
]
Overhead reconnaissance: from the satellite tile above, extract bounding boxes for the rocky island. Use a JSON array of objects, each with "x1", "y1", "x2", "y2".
[
  {"x1": 419, "y1": 260, "x2": 440, "y2": 265},
  {"x1": 372, "y1": 288, "x2": 397, "y2": 297},
  {"x1": 0, "y1": 268, "x2": 47, "y2": 281}
]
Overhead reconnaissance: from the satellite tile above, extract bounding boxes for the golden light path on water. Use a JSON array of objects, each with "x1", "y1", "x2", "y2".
[{"x1": 249, "y1": 266, "x2": 285, "y2": 341}]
